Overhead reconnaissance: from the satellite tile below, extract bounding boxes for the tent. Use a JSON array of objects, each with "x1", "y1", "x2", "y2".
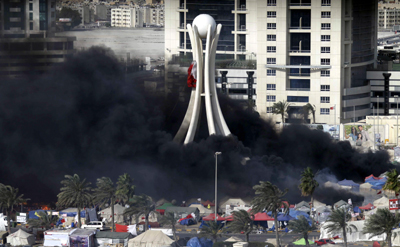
[
  {"x1": 96, "y1": 232, "x2": 131, "y2": 247},
  {"x1": 313, "y1": 200, "x2": 326, "y2": 208},
  {"x1": 373, "y1": 196, "x2": 389, "y2": 208},
  {"x1": 360, "y1": 183, "x2": 373, "y2": 194},
  {"x1": 98, "y1": 204, "x2": 126, "y2": 224},
  {"x1": 293, "y1": 238, "x2": 314, "y2": 245},
  {"x1": 202, "y1": 200, "x2": 215, "y2": 207},
  {"x1": 365, "y1": 174, "x2": 383, "y2": 181},
  {"x1": 165, "y1": 207, "x2": 199, "y2": 221},
  {"x1": 70, "y1": 229, "x2": 96, "y2": 247},
  {"x1": 59, "y1": 208, "x2": 86, "y2": 217},
  {"x1": 338, "y1": 179, "x2": 360, "y2": 187},
  {"x1": 224, "y1": 236, "x2": 243, "y2": 242},
  {"x1": 333, "y1": 200, "x2": 348, "y2": 209},
  {"x1": 295, "y1": 201, "x2": 310, "y2": 209},
  {"x1": 277, "y1": 215, "x2": 295, "y2": 221},
  {"x1": 155, "y1": 203, "x2": 174, "y2": 215},
  {"x1": 189, "y1": 203, "x2": 213, "y2": 216},
  {"x1": 7, "y1": 229, "x2": 35, "y2": 246},
  {"x1": 44, "y1": 228, "x2": 77, "y2": 247},
  {"x1": 359, "y1": 203, "x2": 374, "y2": 210},
  {"x1": 186, "y1": 237, "x2": 212, "y2": 247},
  {"x1": 201, "y1": 213, "x2": 225, "y2": 221},
  {"x1": 128, "y1": 230, "x2": 174, "y2": 247},
  {"x1": 253, "y1": 212, "x2": 274, "y2": 221}
]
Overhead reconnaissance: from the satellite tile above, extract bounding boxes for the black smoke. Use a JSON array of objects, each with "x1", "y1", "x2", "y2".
[{"x1": 0, "y1": 47, "x2": 394, "y2": 206}]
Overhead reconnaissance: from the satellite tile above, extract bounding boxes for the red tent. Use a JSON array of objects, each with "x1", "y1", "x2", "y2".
[
  {"x1": 225, "y1": 215, "x2": 234, "y2": 221},
  {"x1": 365, "y1": 175, "x2": 383, "y2": 181},
  {"x1": 359, "y1": 203, "x2": 374, "y2": 210},
  {"x1": 202, "y1": 200, "x2": 215, "y2": 207},
  {"x1": 253, "y1": 212, "x2": 274, "y2": 221},
  {"x1": 202, "y1": 213, "x2": 225, "y2": 221},
  {"x1": 281, "y1": 201, "x2": 295, "y2": 208}
]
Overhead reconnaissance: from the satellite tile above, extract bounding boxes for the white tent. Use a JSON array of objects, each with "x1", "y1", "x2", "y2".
[
  {"x1": 373, "y1": 196, "x2": 389, "y2": 208},
  {"x1": 99, "y1": 204, "x2": 126, "y2": 223},
  {"x1": 313, "y1": 200, "x2": 327, "y2": 208},
  {"x1": 6, "y1": 229, "x2": 35, "y2": 246},
  {"x1": 189, "y1": 203, "x2": 213, "y2": 216},
  {"x1": 44, "y1": 228, "x2": 77, "y2": 247},
  {"x1": 128, "y1": 230, "x2": 174, "y2": 247},
  {"x1": 360, "y1": 183, "x2": 373, "y2": 194},
  {"x1": 224, "y1": 236, "x2": 243, "y2": 242}
]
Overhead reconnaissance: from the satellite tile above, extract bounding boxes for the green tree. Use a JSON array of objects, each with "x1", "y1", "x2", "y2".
[
  {"x1": 198, "y1": 220, "x2": 223, "y2": 243},
  {"x1": 57, "y1": 174, "x2": 92, "y2": 228},
  {"x1": 93, "y1": 177, "x2": 117, "y2": 232},
  {"x1": 272, "y1": 100, "x2": 290, "y2": 124},
  {"x1": 324, "y1": 208, "x2": 356, "y2": 247},
  {"x1": 0, "y1": 184, "x2": 29, "y2": 233},
  {"x1": 227, "y1": 209, "x2": 254, "y2": 242},
  {"x1": 288, "y1": 216, "x2": 316, "y2": 247},
  {"x1": 302, "y1": 103, "x2": 316, "y2": 124},
  {"x1": 123, "y1": 194, "x2": 156, "y2": 232},
  {"x1": 57, "y1": 7, "x2": 82, "y2": 28},
  {"x1": 159, "y1": 212, "x2": 179, "y2": 240},
  {"x1": 362, "y1": 208, "x2": 400, "y2": 247},
  {"x1": 27, "y1": 211, "x2": 59, "y2": 230},
  {"x1": 116, "y1": 173, "x2": 135, "y2": 206},
  {"x1": 383, "y1": 169, "x2": 400, "y2": 197},
  {"x1": 251, "y1": 181, "x2": 289, "y2": 247},
  {"x1": 298, "y1": 167, "x2": 319, "y2": 209}
]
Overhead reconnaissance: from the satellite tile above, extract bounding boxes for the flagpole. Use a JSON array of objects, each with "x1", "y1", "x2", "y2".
[{"x1": 335, "y1": 104, "x2": 336, "y2": 137}]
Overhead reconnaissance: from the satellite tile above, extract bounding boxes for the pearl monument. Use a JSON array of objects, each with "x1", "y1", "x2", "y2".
[{"x1": 174, "y1": 14, "x2": 231, "y2": 144}]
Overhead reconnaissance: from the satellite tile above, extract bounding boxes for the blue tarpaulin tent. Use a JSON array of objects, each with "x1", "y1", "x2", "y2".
[
  {"x1": 180, "y1": 218, "x2": 195, "y2": 226},
  {"x1": 28, "y1": 210, "x2": 46, "y2": 220},
  {"x1": 59, "y1": 208, "x2": 85, "y2": 217},
  {"x1": 338, "y1": 179, "x2": 360, "y2": 187},
  {"x1": 277, "y1": 215, "x2": 295, "y2": 221},
  {"x1": 353, "y1": 206, "x2": 361, "y2": 213},
  {"x1": 186, "y1": 237, "x2": 213, "y2": 247}
]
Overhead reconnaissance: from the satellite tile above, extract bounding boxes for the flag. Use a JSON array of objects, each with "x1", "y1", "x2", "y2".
[
  {"x1": 377, "y1": 191, "x2": 382, "y2": 194},
  {"x1": 330, "y1": 106, "x2": 335, "y2": 110},
  {"x1": 187, "y1": 61, "x2": 197, "y2": 88}
]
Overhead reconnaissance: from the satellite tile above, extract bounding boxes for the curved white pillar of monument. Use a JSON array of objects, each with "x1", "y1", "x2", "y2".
[
  {"x1": 204, "y1": 24, "x2": 216, "y2": 135},
  {"x1": 209, "y1": 24, "x2": 231, "y2": 136},
  {"x1": 184, "y1": 25, "x2": 203, "y2": 144}
]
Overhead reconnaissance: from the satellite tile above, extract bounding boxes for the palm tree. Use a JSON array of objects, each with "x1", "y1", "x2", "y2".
[
  {"x1": 116, "y1": 173, "x2": 135, "y2": 206},
  {"x1": 123, "y1": 194, "x2": 156, "y2": 232},
  {"x1": 57, "y1": 174, "x2": 92, "y2": 228},
  {"x1": 298, "y1": 167, "x2": 319, "y2": 209},
  {"x1": 324, "y1": 208, "x2": 356, "y2": 247},
  {"x1": 93, "y1": 177, "x2": 117, "y2": 232},
  {"x1": 159, "y1": 212, "x2": 180, "y2": 240},
  {"x1": 251, "y1": 181, "x2": 289, "y2": 247},
  {"x1": 363, "y1": 208, "x2": 400, "y2": 247},
  {"x1": 288, "y1": 216, "x2": 316, "y2": 247},
  {"x1": 198, "y1": 220, "x2": 223, "y2": 243},
  {"x1": 302, "y1": 103, "x2": 316, "y2": 124},
  {"x1": 227, "y1": 209, "x2": 254, "y2": 242},
  {"x1": 27, "y1": 211, "x2": 59, "y2": 230},
  {"x1": 0, "y1": 184, "x2": 29, "y2": 233},
  {"x1": 272, "y1": 100, "x2": 290, "y2": 124},
  {"x1": 383, "y1": 169, "x2": 400, "y2": 197}
]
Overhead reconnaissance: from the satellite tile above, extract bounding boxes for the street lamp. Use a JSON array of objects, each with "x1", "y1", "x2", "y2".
[
  {"x1": 395, "y1": 95, "x2": 399, "y2": 146},
  {"x1": 215, "y1": 152, "x2": 222, "y2": 222},
  {"x1": 377, "y1": 95, "x2": 380, "y2": 142}
]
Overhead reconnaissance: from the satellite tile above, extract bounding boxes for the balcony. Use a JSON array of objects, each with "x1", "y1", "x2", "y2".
[
  {"x1": 290, "y1": 26, "x2": 311, "y2": 30},
  {"x1": 287, "y1": 88, "x2": 310, "y2": 91},
  {"x1": 237, "y1": 25, "x2": 247, "y2": 31},
  {"x1": 237, "y1": 46, "x2": 246, "y2": 52},
  {"x1": 289, "y1": 73, "x2": 310, "y2": 77},
  {"x1": 289, "y1": 48, "x2": 310, "y2": 53}
]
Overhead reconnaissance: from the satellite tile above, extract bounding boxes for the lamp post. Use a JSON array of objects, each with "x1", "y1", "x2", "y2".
[
  {"x1": 378, "y1": 95, "x2": 380, "y2": 142},
  {"x1": 396, "y1": 95, "x2": 399, "y2": 146},
  {"x1": 215, "y1": 151, "x2": 221, "y2": 222}
]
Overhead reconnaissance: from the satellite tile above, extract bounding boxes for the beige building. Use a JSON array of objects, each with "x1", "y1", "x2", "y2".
[
  {"x1": 111, "y1": 7, "x2": 142, "y2": 27},
  {"x1": 143, "y1": 7, "x2": 164, "y2": 27},
  {"x1": 165, "y1": 0, "x2": 378, "y2": 125},
  {"x1": 0, "y1": 0, "x2": 75, "y2": 78}
]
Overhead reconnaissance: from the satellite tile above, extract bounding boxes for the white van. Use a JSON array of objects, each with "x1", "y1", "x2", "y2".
[{"x1": 81, "y1": 221, "x2": 105, "y2": 230}]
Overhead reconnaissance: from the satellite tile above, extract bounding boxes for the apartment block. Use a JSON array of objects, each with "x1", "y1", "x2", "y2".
[
  {"x1": 111, "y1": 7, "x2": 142, "y2": 27},
  {"x1": 165, "y1": 0, "x2": 378, "y2": 124}
]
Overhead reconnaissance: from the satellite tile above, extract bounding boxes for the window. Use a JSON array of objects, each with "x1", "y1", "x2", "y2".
[
  {"x1": 267, "y1": 46, "x2": 276, "y2": 53},
  {"x1": 321, "y1": 12, "x2": 331, "y2": 18},
  {"x1": 29, "y1": 3, "x2": 33, "y2": 11},
  {"x1": 267, "y1": 84, "x2": 276, "y2": 90},
  {"x1": 321, "y1": 97, "x2": 330, "y2": 103},
  {"x1": 29, "y1": 13, "x2": 33, "y2": 20},
  {"x1": 322, "y1": 0, "x2": 331, "y2": 6},
  {"x1": 267, "y1": 69, "x2": 276, "y2": 76},
  {"x1": 267, "y1": 58, "x2": 276, "y2": 64},
  {"x1": 29, "y1": 22, "x2": 33, "y2": 30},
  {"x1": 267, "y1": 23, "x2": 276, "y2": 29},
  {"x1": 321, "y1": 47, "x2": 330, "y2": 53},
  {"x1": 267, "y1": 95, "x2": 276, "y2": 102},
  {"x1": 321, "y1": 108, "x2": 330, "y2": 115},
  {"x1": 267, "y1": 0, "x2": 276, "y2": 6},
  {"x1": 321, "y1": 23, "x2": 331, "y2": 30},
  {"x1": 321, "y1": 59, "x2": 330, "y2": 65},
  {"x1": 267, "y1": 34, "x2": 276, "y2": 41},
  {"x1": 321, "y1": 70, "x2": 330, "y2": 77},
  {"x1": 321, "y1": 85, "x2": 330, "y2": 91},
  {"x1": 287, "y1": 96, "x2": 309, "y2": 103},
  {"x1": 321, "y1": 35, "x2": 331, "y2": 41},
  {"x1": 267, "y1": 11, "x2": 276, "y2": 18},
  {"x1": 266, "y1": 107, "x2": 273, "y2": 113}
]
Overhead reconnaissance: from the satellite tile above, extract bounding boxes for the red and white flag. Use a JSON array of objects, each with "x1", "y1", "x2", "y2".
[
  {"x1": 187, "y1": 61, "x2": 197, "y2": 88},
  {"x1": 330, "y1": 106, "x2": 335, "y2": 110}
]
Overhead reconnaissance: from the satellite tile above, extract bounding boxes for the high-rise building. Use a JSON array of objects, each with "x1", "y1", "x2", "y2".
[
  {"x1": 0, "y1": 0, "x2": 76, "y2": 78},
  {"x1": 165, "y1": 0, "x2": 378, "y2": 124},
  {"x1": 111, "y1": 7, "x2": 143, "y2": 27}
]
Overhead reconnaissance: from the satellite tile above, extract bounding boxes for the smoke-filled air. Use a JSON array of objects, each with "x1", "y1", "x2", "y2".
[{"x1": 0, "y1": 47, "x2": 394, "y2": 206}]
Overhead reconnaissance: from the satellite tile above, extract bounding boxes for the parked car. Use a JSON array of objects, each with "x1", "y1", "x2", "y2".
[
  {"x1": 315, "y1": 239, "x2": 336, "y2": 246},
  {"x1": 81, "y1": 221, "x2": 105, "y2": 230}
]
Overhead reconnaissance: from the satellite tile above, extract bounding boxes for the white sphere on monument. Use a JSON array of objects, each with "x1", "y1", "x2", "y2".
[{"x1": 192, "y1": 14, "x2": 216, "y2": 39}]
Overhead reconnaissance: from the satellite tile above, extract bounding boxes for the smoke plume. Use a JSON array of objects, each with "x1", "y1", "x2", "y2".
[{"x1": 0, "y1": 47, "x2": 394, "y2": 206}]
